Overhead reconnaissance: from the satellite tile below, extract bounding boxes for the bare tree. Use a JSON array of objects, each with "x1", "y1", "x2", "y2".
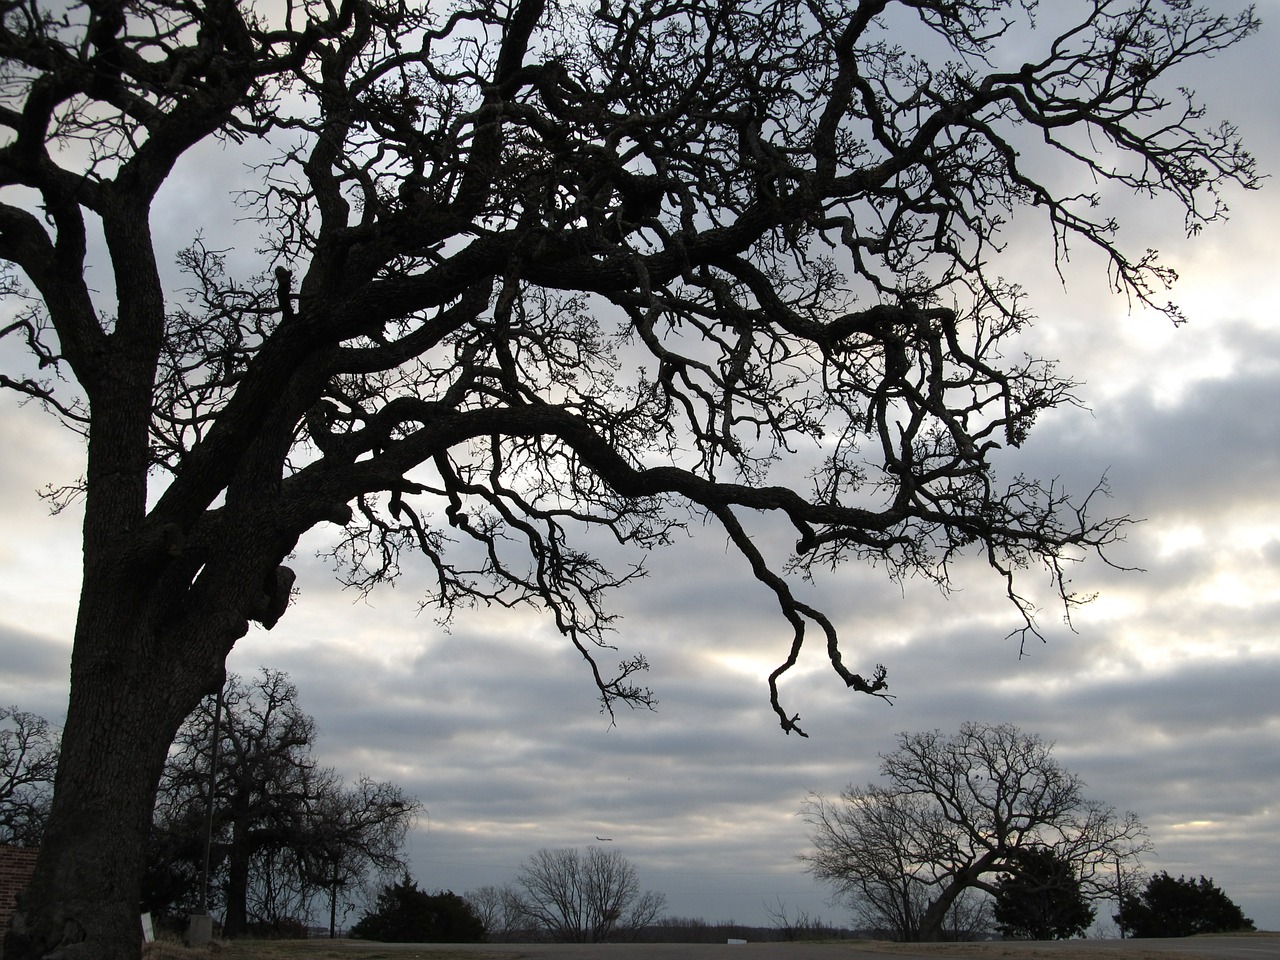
[
  {"x1": 465, "y1": 884, "x2": 530, "y2": 942},
  {"x1": 149, "y1": 670, "x2": 418, "y2": 937},
  {"x1": 943, "y1": 888, "x2": 996, "y2": 942},
  {"x1": 0, "y1": 0, "x2": 1260, "y2": 955},
  {"x1": 303, "y1": 775, "x2": 418, "y2": 939},
  {"x1": 514, "y1": 846, "x2": 665, "y2": 942},
  {"x1": 763, "y1": 896, "x2": 842, "y2": 942},
  {"x1": 801, "y1": 783, "x2": 936, "y2": 940},
  {"x1": 801, "y1": 722, "x2": 1149, "y2": 941},
  {"x1": 154, "y1": 669, "x2": 322, "y2": 937},
  {"x1": 0, "y1": 707, "x2": 59, "y2": 846}
]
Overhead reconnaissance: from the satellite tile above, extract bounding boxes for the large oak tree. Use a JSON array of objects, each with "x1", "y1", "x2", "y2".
[{"x1": 0, "y1": 0, "x2": 1259, "y2": 956}]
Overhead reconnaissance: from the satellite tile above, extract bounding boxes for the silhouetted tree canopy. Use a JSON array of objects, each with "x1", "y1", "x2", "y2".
[
  {"x1": 352, "y1": 878, "x2": 486, "y2": 943},
  {"x1": 1117, "y1": 872, "x2": 1255, "y2": 938},
  {"x1": 993, "y1": 846, "x2": 1095, "y2": 940},
  {"x1": 146, "y1": 670, "x2": 418, "y2": 937},
  {"x1": 801, "y1": 722, "x2": 1146, "y2": 941},
  {"x1": 0, "y1": 0, "x2": 1260, "y2": 956},
  {"x1": 0, "y1": 707, "x2": 59, "y2": 846},
  {"x1": 511, "y1": 846, "x2": 666, "y2": 943}
]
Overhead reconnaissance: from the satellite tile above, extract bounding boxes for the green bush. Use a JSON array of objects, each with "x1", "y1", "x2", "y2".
[
  {"x1": 352, "y1": 877, "x2": 486, "y2": 943},
  {"x1": 1117, "y1": 872, "x2": 1254, "y2": 938},
  {"x1": 993, "y1": 846, "x2": 1094, "y2": 940}
]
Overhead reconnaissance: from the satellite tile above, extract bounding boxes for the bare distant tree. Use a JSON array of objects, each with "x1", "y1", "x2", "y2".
[
  {"x1": 943, "y1": 888, "x2": 996, "y2": 942},
  {"x1": 514, "y1": 846, "x2": 665, "y2": 942},
  {"x1": 149, "y1": 670, "x2": 418, "y2": 936},
  {"x1": 802, "y1": 783, "x2": 936, "y2": 940},
  {"x1": 763, "y1": 896, "x2": 843, "y2": 942},
  {"x1": 801, "y1": 722, "x2": 1148, "y2": 941},
  {"x1": 303, "y1": 775, "x2": 419, "y2": 939},
  {"x1": 0, "y1": 0, "x2": 1260, "y2": 955},
  {"x1": 0, "y1": 707, "x2": 59, "y2": 846},
  {"x1": 465, "y1": 883, "x2": 530, "y2": 942}
]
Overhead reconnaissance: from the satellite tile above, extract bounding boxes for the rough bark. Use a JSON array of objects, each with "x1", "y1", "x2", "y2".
[{"x1": 6, "y1": 618, "x2": 221, "y2": 959}]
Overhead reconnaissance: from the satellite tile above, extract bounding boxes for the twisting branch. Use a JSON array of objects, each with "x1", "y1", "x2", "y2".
[{"x1": 0, "y1": 0, "x2": 1259, "y2": 729}]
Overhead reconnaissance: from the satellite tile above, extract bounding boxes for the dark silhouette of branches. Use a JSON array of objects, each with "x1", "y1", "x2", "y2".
[
  {"x1": 0, "y1": 706, "x2": 59, "y2": 846},
  {"x1": 0, "y1": 1, "x2": 1260, "y2": 956},
  {"x1": 801, "y1": 722, "x2": 1149, "y2": 941},
  {"x1": 149, "y1": 670, "x2": 418, "y2": 937}
]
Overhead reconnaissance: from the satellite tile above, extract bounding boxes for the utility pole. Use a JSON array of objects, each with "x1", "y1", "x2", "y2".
[
  {"x1": 1116, "y1": 855, "x2": 1125, "y2": 940},
  {"x1": 186, "y1": 685, "x2": 225, "y2": 946}
]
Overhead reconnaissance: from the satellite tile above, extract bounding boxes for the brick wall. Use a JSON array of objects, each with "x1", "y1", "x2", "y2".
[{"x1": 0, "y1": 845, "x2": 39, "y2": 932}]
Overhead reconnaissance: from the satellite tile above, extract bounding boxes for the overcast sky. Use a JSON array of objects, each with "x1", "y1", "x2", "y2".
[{"x1": 2, "y1": 0, "x2": 1278, "y2": 936}]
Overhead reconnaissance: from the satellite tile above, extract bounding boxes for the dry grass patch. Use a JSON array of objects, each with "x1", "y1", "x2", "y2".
[{"x1": 141, "y1": 940, "x2": 504, "y2": 960}]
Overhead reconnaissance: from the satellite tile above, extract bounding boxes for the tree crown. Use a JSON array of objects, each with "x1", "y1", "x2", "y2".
[
  {"x1": 800, "y1": 722, "x2": 1148, "y2": 941},
  {"x1": 994, "y1": 845, "x2": 1095, "y2": 940},
  {"x1": 0, "y1": 0, "x2": 1261, "y2": 733},
  {"x1": 1118, "y1": 872, "x2": 1255, "y2": 938},
  {"x1": 0, "y1": 706, "x2": 59, "y2": 846}
]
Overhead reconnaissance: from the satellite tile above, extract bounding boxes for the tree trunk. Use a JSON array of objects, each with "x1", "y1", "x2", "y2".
[
  {"x1": 917, "y1": 855, "x2": 1000, "y2": 942},
  {"x1": 3, "y1": 601, "x2": 225, "y2": 960},
  {"x1": 223, "y1": 818, "x2": 252, "y2": 938},
  {"x1": 1, "y1": 490, "x2": 297, "y2": 958},
  {"x1": 918, "y1": 883, "x2": 962, "y2": 942},
  {"x1": 4, "y1": 676, "x2": 178, "y2": 957}
]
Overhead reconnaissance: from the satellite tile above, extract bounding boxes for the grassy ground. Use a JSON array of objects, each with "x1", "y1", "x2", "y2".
[
  {"x1": 140, "y1": 941, "x2": 505, "y2": 960},
  {"x1": 135, "y1": 933, "x2": 1278, "y2": 960}
]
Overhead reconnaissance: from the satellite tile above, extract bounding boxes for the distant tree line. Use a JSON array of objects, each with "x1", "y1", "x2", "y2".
[
  {"x1": 352, "y1": 888, "x2": 861, "y2": 946},
  {"x1": 5, "y1": 708, "x2": 1260, "y2": 944},
  {"x1": 350, "y1": 846, "x2": 666, "y2": 944},
  {"x1": 640, "y1": 916, "x2": 859, "y2": 944}
]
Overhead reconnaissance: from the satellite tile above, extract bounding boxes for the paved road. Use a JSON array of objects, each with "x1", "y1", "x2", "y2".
[
  {"x1": 1035, "y1": 938, "x2": 1280, "y2": 960},
  {"x1": 315, "y1": 935, "x2": 1280, "y2": 960}
]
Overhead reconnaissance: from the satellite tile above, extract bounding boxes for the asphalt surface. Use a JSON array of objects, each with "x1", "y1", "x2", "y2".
[{"x1": 316, "y1": 935, "x2": 1280, "y2": 960}]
